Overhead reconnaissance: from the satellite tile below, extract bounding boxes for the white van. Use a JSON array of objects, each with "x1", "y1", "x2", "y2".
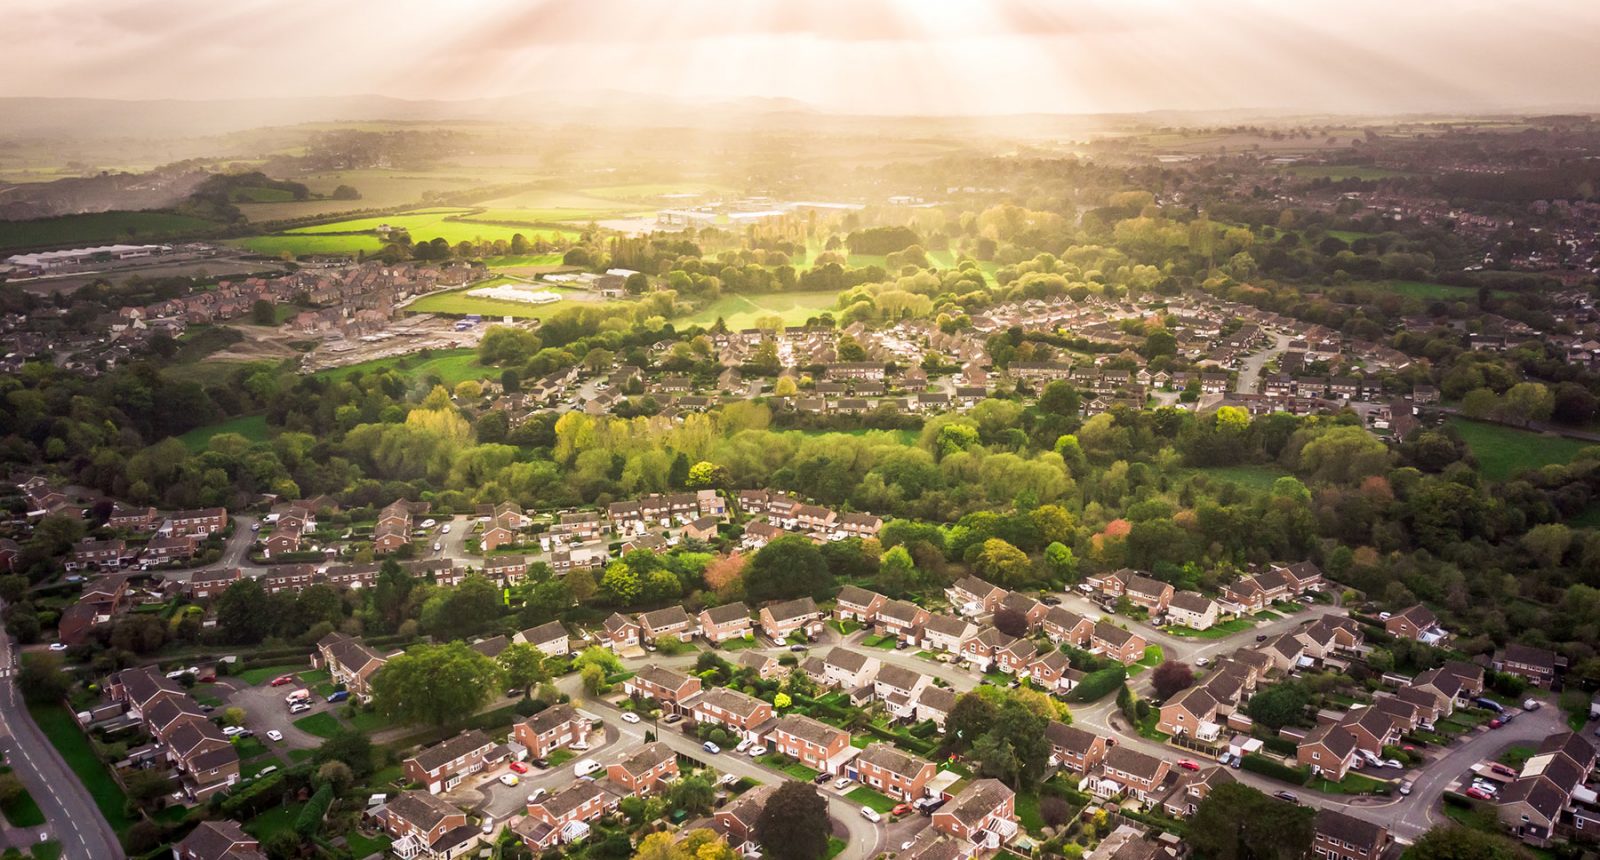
[
  {"x1": 285, "y1": 689, "x2": 311, "y2": 704},
  {"x1": 573, "y1": 759, "x2": 601, "y2": 778}
]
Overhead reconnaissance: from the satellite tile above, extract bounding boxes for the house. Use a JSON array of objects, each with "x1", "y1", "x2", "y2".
[
  {"x1": 1165, "y1": 591, "x2": 1219, "y2": 631},
  {"x1": 638, "y1": 605, "x2": 698, "y2": 643},
  {"x1": 996, "y1": 591, "x2": 1049, "y2": 630},
  {"x1": 1091, "y1": 622, "x2": 1147, "y2": 666},
  {"x1": 624, "y1": 664, "x2": 703, "y2": 713},
  {"x1": 932, "y1": 778, "x2": 1018, "y2": 851},
  {"x1": 481, "y1": 555, "x2": 529, "y2": 585},
  {"x1": 853, "y1": 743, "x2": 936, "y2": 801},
  {"x1": 873, "y1": 664, "x2": 931, "y2": 714},
  {"x1": 1160, "y1": 766, "x2": 1237, "y2": 819},
  {"x1": 875, "y1": 599, "x2": 931, "y2": 643},
  {"x1": 164, "y1": 507, "x2": 227, "y2": 538},
  {"x1": 142, "y1": 534, "x2": 197, "y2": 563},
  {"x1": 945, "y1": 576, "x2": 1006, "y2": 616},
  {"x1": 1496, "y1": 776, "x2": 1568, "y2": 847},
  {"x1": 1500, "y1": 643, "x2": 1561, "y2": 687},
  {"x1": 470, "y1": 635, "x2": 511, "y2": 660},
  {"x1": 915, "y1": 686, "x2": 957, "y2": 728},
  {"x1": 682, "y1": 516, "x2": 721, "y2": 543},
  {"x1": 766, "y1": 714, "x2": 853, "y2": 774},
  {"x1": 1026, "y1": 650, "x2": 1081, "y2": 695},
  {"x1": 313, "y1": 632, "x2": 388, "y2": 703},
  {"x1": 1095, "y1": 747, "x2": 1173, "y2": 804},
  {"x1": 1313, "y1": 809, "x2": 1389, "y2": 860},
  {"x1": 1298, "y1": 724, "x2": 1360, "y2": 781},
  {"x1": 173, "y1": 820, "x2": 261, "y2": 860},
  {"x1": 839, "y1": 512, "x2": 883, "y2": 538},
  {"x1": 607, "y1": 742, "x2": 679, "y2": 795},
  {"x1": 921, "y1": 614, "x2": 977, "y2": 654},
  {"x1": 759, "y1": 597, "x2": 823, "y2": 641},
  {"x1": 512, "y1": 704, "x2": 591, "y2": 761},
  {"x1": 380, "y1": 791, "x2": 478, "y2": 860},
  {"x1": 1045, "y1": 721, "x2": 1107, "y2": 774},
  {"x1": 68, "y1": 538, "x2": 129, "y2": 571},
  {"x1": 188, "y1": 567, "x2": 242, "y2": 599},
  {"x1": 714, "y1": 783, "x2": 775, "y2": 855},
  {"x1": 960, "y1": 628, "x2": 1020, "y2": 672},
  {"x1": 1385, "y1": 605, "x2": 1443, "y2": 643},
  {"x1": 697, "y1": 602, "x2": 753, "y2": 644},
  {"x1": 1042, "y1": 607, "x2": 1095, "y2": 647},
  {"x1": 602, "y1": 612, "x2": 642, "y2": 651},
  {"x1": 108, "y1": 503, "x2": 159, "y2": 532},
  {"x1": 520, "y1": 781, "x2": 620, "y2": 849},
  {"x1": 687, "y1": 687, "x2": 774, "y2": 744},
  {"x1": 994, "y1": 638, "x2": 1039, "y2": 674},
  {"x1": 835, "y1": 586, "x2": 888, "y2": 624},
  {"x1": 403, "y1": 730, "x2": 497, "y2": 794},
  {"x1": 1337, "y1": 707, "x2": 1401, "y2": 756},
  {"x1": 1125, "y1": 574, "x2": 1175, "y2": 614},
  {"x1": 738, "y1": 651, "x2": 782, "y2": 680},
  {"x1": 514, "y1": 621, "x2": 570, "y2": 657},
  {"x1": 818, "y1": 649, "x2": 880, "y2": 690},
  {"x1": 1157, "y1": 686, "x2": 1224, "y2": 740}
]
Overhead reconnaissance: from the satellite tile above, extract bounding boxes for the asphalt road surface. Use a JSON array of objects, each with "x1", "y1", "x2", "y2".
[{"x1": 0, "y1": 604, "x2": 122, "y2": 860}]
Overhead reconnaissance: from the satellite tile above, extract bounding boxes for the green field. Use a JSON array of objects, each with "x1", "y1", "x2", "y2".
[
  {"x1": 0, "y1": 211, "x2": 219, "y2": 251},
  {"x1": 406, "y1": 282, "x2": 595, "y2": 320},
  {"x1": 581, "y1": 182, "x2": 737, "y2": 200},
  {"x1": 462, "y1": 207, "x2": 641, "y2": 225},
  {"x1": 1358, "y1": 279, "x2": 1500, "y2": 301},
  {"x1": 234, "y1": 664, "x2": 309, "y2": 686},
  {"x1": 483, "y1": 253, "x2": 567, "y2": 269},
  {"x1": 1285, "y1": 165, "x2": 1416, "y2": 181},
  {"x1": 287, "y1": 208, "x2": 581, "y2": 245},
  {"x1": 230, "y1": 186, "x2": 297, "y2": 203},
  {"x1": 1448, "y1": 417, "x2": 1594, "y2": 481},
  {"x1": 232, "y1": 233, "x2": 383, "y2": 256},
  {"x1": 293, "y1": 712, "x2": 342, "y2": 738},
  {"x1": 314, "y1": 348, "x2": 496, "y2": 386},
  {"x1": 675, "y1": 291, "x2": 842, "y2": 329},
  {"x1": 179, "y1": 414, "x2": 270, "y2": 450},
  {"x1": 1326, "y1": 230, "x2": 1375, "y2": 243},
  {"x1": 27, "y1": 702, "x2": 133, "y2": 832},
  {"x1": 1186, "y1": 464, "x2": 1291, "y2": 491}
]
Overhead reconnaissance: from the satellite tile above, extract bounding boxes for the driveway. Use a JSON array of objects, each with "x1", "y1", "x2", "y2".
[{"x1": 228, "y1": 677, "x2": 333, "y2": 752}]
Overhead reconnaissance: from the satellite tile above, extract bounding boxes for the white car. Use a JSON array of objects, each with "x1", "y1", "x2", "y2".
[
  {"x1": 621, "y1": 712, "x2": 641, "y2": 724},
  {"x1": 747, "y1": 746, "x2": 768, "y2": 757},
  {"x1": 571, "y1": 741, "x2": 590, "y2": 751},
  {"x1": 734, "y1": 739, "x2": 752, "y2": 754},
  {"x1": 433, "y1": 542, "x2": 442, "y2": 552},
  {"x1": 48, "y1": 643, "x2": 68, "y2": 651},
  {"x1": 499, "y1": 774, "x2": 520, "y2": 787},
  {"x1": 441, "y1": 524, "x2": 451, "y2": 534},
  {"x1": 265, "y1": 730, "x2": 284, "y2": 742},
  {"x1": 257, "y1": 765, "x2": 277, "y2": 777},
  {"x1": 719, "y1": 773, "x2": 739, "y2": 786},
  {"x1": 834, "y1": 777, "x2": 853, "y2": 790},
  {"x1": 421, "y1": 519, "x2": 437, "y2": 529},
  {"x1": 527, "y1": 788, "x2": 548, "y2": 803},
  {"x1": 222, "y1": 726, "x2": 247, "y2": 737},
  {"x1": 860, "y1": 806, "x2": 882, "y2": 823}
]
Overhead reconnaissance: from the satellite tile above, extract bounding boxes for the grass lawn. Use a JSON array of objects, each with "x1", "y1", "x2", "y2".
[
  {"x1": 1285, "y1": 165, "x2": 1416, "y2": 181},
  {"x1": 547, "y1": 749, "x2": 577, "y2": 768},
  {"x1": 1498, "y1": 745, "x2": 1536, "y2": 768},
  {"x1": 314, "y1": 348, "x2": 496, "y2": 386},
  {"x1": 345, "y1": 708, "x2": 397, "y2": 734},
  {"x1": 1309, "y1": 771, "x2": 1392, "y2": 795},
  {"x1": 288, "y1": 748, "x2": 317, "y2": 763},
  {"x1": 241, "y1": 757, "x2": 281, "y2": 778},
  {"x1": 28, "y1": 843, "x2": 61, "y2": 860},
  {"x1": 846, "y1": 786, "x2": 898, "y2": 813},
  {"x1": 1189, "y1": 464, "x2": 1292, "y2": 491},
  {"x1": 717, "y1": 637, "x2": 760, "y2": 652},
  {"x1": 674, "y1": 291, "x2": 842, "y2": 329},
  {"x1": 828, "y1": 619, "x2": 863, "y2": 636},
  {"x1": 190, "y1": 684, "x2": 226, "y2": 707},
  {"x1": 284, "y1": 208, "x2": 581, "y2": 246},
  {"x1": 344, "y1": 832, "x2": 392, "y2": 857},
  {"x1": 26, "y1": 702, "x2": 133, "y2": 832},
  {"x1": 179, "y1": 414, "x2": 270, "y2": 451},
  {"x1": 1167, "y1": 617, "x2": 1257, "y2": 639},
  {"x1": 1127, "y1": 644, "x2": 1165, "y2": 677},
  {"x1": 860, "y1": 634, "x2": 897, "y2": 649},
  {"x1": 1447, "y1": 417, "x2": 1593, "y2": 481},
  {"x1": 0, "y1": 780, "x2": 45, "y2": 826},
  {"x1": 1253, "y1": 609, "x2": 1283, "y2": 621},
  {"x1": 825, "y1": 837, "x2": 847, "y2": 860},
  {"x1": 244, "y1": 802, "x2": 305, "y2": 841},
  {"x1": 759, "y1": 754, "x2": 820, "y2": 782},
  {"x1": 293, "y1": 712, "x2": 342, "y2": 738},
  {"x1": 231, "y1": 233, "x2": 383, "y2": 256},
  {"x1": 0, "y1": 210, "x2": 220, "y2": 251},
  {"x1": 1014, "y1": 791, "x2": 1045, "y2": 835},
  {"x1": 233, "y1": 736, "x2": 268, "y2": 760},
  {"x1": 483, "y1": 253, "x2": 568, "y2": 269},
  {"x1": 405, "y1": 283, "x2": 599, "y2": 320},
  {"x1": 235, "y1": 664, "x2": 308, "y2": 686}
]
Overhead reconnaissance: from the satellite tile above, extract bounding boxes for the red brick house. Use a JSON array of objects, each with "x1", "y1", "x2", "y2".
[
  {"x1": 623, "y1": 664, "x2": 703, "y2": 713},
  {"x1": 697, "y1": 602, "x2": 753, "y2": 644},
  {"x1": 759, "y1": 597, "x2": 823, "y2": 641},
  {"x1": 403, "y1": 730, "x2": 497, "y2": 794},
  {"x1": 606, "y1": 742, "x2": 679, "y2": 795},
  {"x1": 766, "y1": 714, "x2": 852, "y2": 774},
  {"x1": 512, "y1": 704, "x2": 591, "y2": 760},
  {"x1": 932, "y1": 779, "x2": 1018, "y2": 851},
  {"x1": 381, "y1": 791, "x2": 479, "y2": 860},
  {"x1": 853, "y1": 743, "x2": 936, "y2": 801}
]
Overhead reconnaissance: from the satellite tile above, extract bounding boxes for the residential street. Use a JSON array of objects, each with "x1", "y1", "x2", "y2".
[{"x1": 0, "y1": 605, "x2": 122, "y2": 860}]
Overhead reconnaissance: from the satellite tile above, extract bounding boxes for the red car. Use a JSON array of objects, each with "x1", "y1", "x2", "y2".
[
  {"x1": 891, "y1": 803, "x2": 912, "y2": 817},
  {"x1": 269, "y1": 675, "x2": 295, "y2": 687},
  {"x1": 1178, "y1": 760, "x2": 1200, "y2": 771},
  {"x1": 1465, "y1": 787, "x2": 1492, "y2": 800},
  {"x1": 1488, "y1": 718, "x2": 1503, "y2": 729},
  {"x1": 509, "y1": 762, "x2": 529, "y2": 774}
]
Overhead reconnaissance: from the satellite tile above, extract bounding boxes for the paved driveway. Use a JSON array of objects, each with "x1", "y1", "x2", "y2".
[{"x1": 228, "y1": 678, "x2": 333, "y2": 752}]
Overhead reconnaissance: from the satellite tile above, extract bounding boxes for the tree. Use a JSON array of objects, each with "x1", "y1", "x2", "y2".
[
  {"x1": 744, "y1": 536, "x2": 831, "y2": 603},
  {"x1": 419, "y1": 575, "x2": 501, "y2": 641},
  {"x1": 498, "y1": 643, "x2": 549, "y2": 693},
  {"x1": 250, "y1": 299, "x2": 276, "y2": 326},
  {"x1": 314, "y1": 729, "x2": 375, "y2": 779},
  {"x1": 945, "y1": 692, "x2": 998, "y2": 750},
  {"x1": 1498, "y1": 382, "x2": 1553, "y2": 426},
  {"x1": 1187, "y1": 783, "x2": 1314, "y2": 860},
  {"x1": 666, "y1": 774, "x2": 716, "y2": 816},
  {"x1": 687, "y1": 462, "x2": 728, "y2": 489},
  {"x1": 972, "y1": 699, "x2": 1051, "y2": 788},
  {"x1": 774, "y1": 692, "x2": 792, "y2": 710},
  {"x1": 331, "y1": 184, "x2": 361, "y2": 200},
  {"x1": 217, "y1": 578, "x2": 272, "y2": 644},
  {"x1": 18, "y1": 653, "x2": 70, "y2": 704},
  {"x1": 581, "y1": 663, "x2": 607, "y2": 696},
  {"x1": 1245, "y1": 680, "x2": 1310, "y2": 731},
  {"x1": 371, "y1": 642, "x2": 503, "y2": 727},
  {"x1": 1151, "y1": 661, "x2": 1195, "y2": 701},
  {"x1": 315, "y1": 760, "x2": 354, "y2": 792},
  {"x1": 992, "y1": 607, "x2": 1029, "y2": 638},
  {"x1": 1043, "y1": 542, "x2": 1078, "y2": 583},
  {"x1": 573, "y1": 646, "x2": 624, "y2": 675},
  {"x1": 754, "y1": 781, "x2": 831, "y2": 860},
  {"x1": 975, "y1": 538, "x2": 1033, "y2": 588},
  {"x1": 600, "y1": 561, "x2": 644, "y2": 606},
  {"x1": 1409, "y1": 825, "x2": 1530, "y2": 860}
]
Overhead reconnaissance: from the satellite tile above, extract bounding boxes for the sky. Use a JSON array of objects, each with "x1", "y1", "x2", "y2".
[{"x1": 7, "y1": 0, "x2": 1600, "y2": 116}]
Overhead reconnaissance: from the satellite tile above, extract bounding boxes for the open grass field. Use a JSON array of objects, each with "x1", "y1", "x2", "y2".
[
  {"x1": 293, "y1": 712, "x2": 342, "y2": 738},
  {"x1": 315, "y1": 348, "x2": 496, "y2": 386},
  {"x1": 462, "y1": 207, "x2": 643, "y2": 226},
  {"x1": 483, "y1": 253, "x2": 567, "y2": 269},
  {"x1": 674, "y1": 290, "x2": 841, "y2": 329},
  {"x1": 1285, "y1": 165, "x2": 1417, "y2": 181},
  {"x1": 1185, "y1": 464, "x2": 1291, "y2": 492},
  {"x1": 0, "y1": 211, "x2": 219, "y2": 251},
  {"x1": 285, "y1": 208, "x2": 582, "y2": 245},
  {"x1": 1359, "y1": 279, "x2": 1505, "y2": 301},
  {"x1": 179, "y1": 414, "x2": 270, "y2": 450},
  {"x1": 1447, "y1": 417, "x2": 1594, "y2": 481},
  {"x1": 230, "y1": 186, "x2": 298, "y2": 203},
  {"x1": 1326, "y1": 230, "x2": 1376, "y2": 243},
  {"x1": 234, "y1": 664, "x2": 308, "y2": 686},
  {"x1": 244, "y1": 801, "x2": 305, "y2": 840},
  {"x1": 406, "y1": 282, "x2": 596, "y2": 320},
  {"x1": 27, "y1": 702, "x2": 133, "y2": 833},
  {"x1": 237, "y1": 168, "x2": 552, "y2": 222},
  {"x1": 231, "y1": 233, "x2": 384, "y2": 256}
]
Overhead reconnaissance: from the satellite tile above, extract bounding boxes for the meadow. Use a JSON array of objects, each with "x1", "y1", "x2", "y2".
[
  {"x1": 405, "y1": 282, "x2": 594, "y2": 320},
  {"x1": 313, "y1": 348, "x2": 497, "y2": 386},
  {"x1": 231, "y1": 233, "x2": 384, "y2": 256},
  {"x1": 179, "y1": 414, "x2": 271, "y2": 450},
  {"x1": 1354, "y1": 280, "x2": 1504, "y2": 301},
  {"x1": 285, "y1": 208, "x2": 582, "y2": 244},
  {"x1": 1447, "y1": 417, "x2": 1594, "y2": 481},
  {"x1": 0, "y1": 211, "x2": 218, "y2": 251},
  {"x1": 674, "y1": 290, "x2": 843, "y2": 329}
]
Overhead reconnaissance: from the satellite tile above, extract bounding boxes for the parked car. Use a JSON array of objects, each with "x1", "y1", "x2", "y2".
[
  {"x1": 723, "y1": 774, "x2": 742, "y2": 787},
  {"x1": 265, "y1": 730, "x2": 283, "y2": 742},
  {"x1": 1194, "y1": 657, "x2": 1209, "y2": 667},
  {"x1": 1465, "y1": 786, "x2": 1492, "y2": 800},
  {"x1": 1491, "y1": 763, "x2": 1517, "y2": 777},
  {"x1": 860, "y1": 807, "x2": 882, "y2": 823},
  {"x1": 1475, "y1": 697, "x2": 1505, "y2": 713},
  {"x1": 1274, "y1": 791, "x2": 1299, "y2": 805},
  {"x1": 48, "y1": 643, "x2": 68, "y2": 652},
  {"x1": 1400, "y1": 779, "x2": 1415, "y2": 796},
  {"x1": 734, "y1": 740, "x2": 752, "y2": 754},
  {"x1": 1040, "y1": 596, "x2": 1061, "y2": 606},
  {"x1": 1489, "y1": 718, "x2": 1503, "y2": 729},
  {"x1": 1217, "y1": 753, "x2": 1233, "y2": 767},
  {"x1": 748, "y1": 746, "x2": 768, "y2": 757},
  {"x1": 509, "y1": 761, "x2": 529, "y2": 774},
  {"x1": 662, "y1": 714, "x2": 683, "y2": 725},
  {"x1": 891, "y1": 803, "x2": 912, "y2": 817},
  {"x1": 703, "y1": 742, "x2": 721, "y2": 754},
  {"x1": 790, "y1": 644, "x2": 807, "y2": 652},
  {"x1": 573, "y1": 759, "x2": 601, "y2": 777},
  {"x1": 914, "y1": 797, "x2": 946, "y2": 815},
  {"x1": 270, "y1": 675, "x2": 295, "y2": 687},
  {"x1": 621, "y1": 712, "x2": 641, "y2": 724},
  {"x1": 327, "y1": 690, "x2": 349, "y2": 703},
  {"x1": 527, "y1": 788, "x2": 547, "y2": 803},
  {"x1": 813, "y1": 772, "x2": 830, "y2": 784},
  {"x1": 1255, "y1": 634, "x2": 1269, "y2": 642},
  {"x1": 834, "y1": 777, "x2": 853, "y2": 790},
  {"x1": 1523, "y1": 698, "x2": 1541, "y2": 711},
  {"x1": 441, "y1": 524, "x2": 451, "y2": 533},
  {"x1": 499, "y1": 774, "x2": 520, "y2": 787},
  {"x1": 222, "y1": 726, "x2": 248, "y2": 737},
  {"x1": 1178, "y1": 760, "x2": 1200, "y2": 771},
  {"x1": 257, "y1": 766, "x2": 277, "y2": 777},
  {"x1": 290, "y1": 702, "x2": 312, "y2": 715}
]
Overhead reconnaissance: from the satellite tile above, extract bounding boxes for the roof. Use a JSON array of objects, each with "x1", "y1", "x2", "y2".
[
  {"x1": 385, "y1": 790, "x2": 460, "y2": 832},
  {"x1": 1503, "y1": 642, "x2": 1557, "y2": 670},
  {"x1": 1302, "y1": 724, "x2": 1357, "y2": 758},
  {"x1": 175, "y1": 820, "x2": 260, "y2": 860},
  {"x1": 939, "y1": 778, "x2": 1014, "y2": 828},
  {"x1": 874, "y1": 663, "x2": 925, "y2": 692},
  {"x1": 916, "y1": 686, "x2": 957, "y2": 713},
  {"x1": 1315, "y1": 809, "x2": 1386, "y2": 850},
  {"x1": 824, "y1": 648, "x2": 873, "y2": 673},
  {"x1": 950, "y1": 575, "x2": 1002, "y2": 598},
  {"x1": 719, "y1": 783, "x2": 775, "y2": 829},
  {"x1": 1093, "y1": 622, "x2": 1139, "y2": 648},
  {"x1": 1104, "y1": 746, "x2": 1167, "y2": 781},
  {"x1": 519, "y1": 620, "x2": 568, "y2": 644},
  {"x1": 639, "y1": 605, "x2": 693, "y2": 630},
  {"x1": 857, "y1": 742, "x2": 933, "y2": 779},
  {"x1": 836, "y1": 585, "x2": 884, "y2": 608},
  {"x1": 518, "y1": 704, "x2": 582, "y2": 735},
  {"x1": 701, "y1": 602, "x2": 752, "y2": 626},
  {"x1": 317, "y1": 632, "x2": 386, "y2": 675},
  {"x1": 633, "y1": 664, "x2": 694, "y2": 691},
  {"x1": 922, "y1": 614, "x2": 973, "y2": 637},
  {"x1": 1391, "y1": 604, "x2": 1437, "y2": 628},
  {"x1": 1538, "y1": 731, "x2": 1596, "y2": 768},
  {"x1": 407, "y1": 730, "x2": 492, "y2": 772},
  {"x1": 772, "y1": 714, "x2": 847, "y2": 747},
  {"x1": 694, "y1": 687, "x2": 768, "y2": 719},
  {"x1": 1499, "y1": 777, "x2": 1568, "y2": 821},
  {"x1": 762, "y1": 597, "x2": 819, "y2": 623},
  {"x1": 1045, "y1": 720, "x2": 1102, "y2": 755},
  {"x1": 877, "y1": 599, "x2": 924, "y2": 624},
  {"x1": 471, "y1": 635, "x2": 510, "y2": 658},
  {"x1": 1167, "y1": 590, "x2": 1215, "y2": 614},
  {"x1": 533, "y1": 781, "x2": 611, "y2": 819},
  {"x1": 613, "y1": 741, "x2": 676, "y2": 776},
  {"x1": 603, "y1": 612, "x2": 639, "y2": 634}
]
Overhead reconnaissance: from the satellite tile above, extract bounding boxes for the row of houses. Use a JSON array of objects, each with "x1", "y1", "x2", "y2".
[
  {"x1": 107, "y1": 666, "x2": 240, "y2": 800},
  {"x1": 600, "y1": 596, "x2": 826, "y2": 652}
]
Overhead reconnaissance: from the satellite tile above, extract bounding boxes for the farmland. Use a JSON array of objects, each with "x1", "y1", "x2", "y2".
[
  {"x1": 674, "y1": 291, "x2": 843, "y2": 329},
  {"x1": 1447, "y1": 417, "x2": 1595, "y2": 481},
  {"x1": 231, "y1": 233, "x2": 384, "y2": 256},
  {"x1": 285, "y1": 208, "x2": 583, "y2": 244},
  {"x1": 0, "y1": 211, "x2": 219, "y2": 251}
]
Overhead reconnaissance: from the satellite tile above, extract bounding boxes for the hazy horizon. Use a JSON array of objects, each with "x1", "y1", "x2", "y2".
[{"x1": 9, "y1": 0, "x2": 1600, "y2": 118}]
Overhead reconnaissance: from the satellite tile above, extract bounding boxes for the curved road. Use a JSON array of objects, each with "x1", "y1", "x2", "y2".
[{"x1": 0, "y1": 604, "x2": 122, "y2": 860}]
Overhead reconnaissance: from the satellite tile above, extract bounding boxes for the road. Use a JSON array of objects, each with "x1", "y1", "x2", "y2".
[
  {"x1": 1235, "y1": 330, "x2": 1293, "y2": 395},
  {"x1": 0, "y1": 603, "x2": 122, "y2": 860}
]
